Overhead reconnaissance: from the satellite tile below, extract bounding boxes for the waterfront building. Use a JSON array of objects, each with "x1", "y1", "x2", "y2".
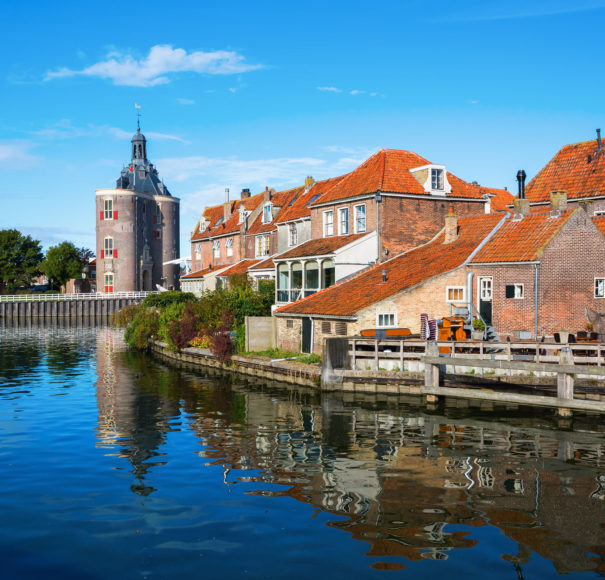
[{"x1": 96, "y1": 127, "x2": 180, "y2": 293}]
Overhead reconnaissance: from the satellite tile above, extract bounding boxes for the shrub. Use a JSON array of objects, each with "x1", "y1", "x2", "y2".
[
  {"x1": 142, "y1": 290, "x2": 196, "y2": 309},
  {"x1": 158, "y1": 302, "x2": 187, "y2": 347},
  {"x1": 124, "y1": 309, "x2": 160, "y2": 349},
  {"x1": 189, "y1": 335, "x2": 211, "y2": 349},
  {"x1": 111, "y1": 304, "x2": 141, "y2": 328},
  {"x1": 167, "y1": 303, "x2": 202, "y2": 350}
]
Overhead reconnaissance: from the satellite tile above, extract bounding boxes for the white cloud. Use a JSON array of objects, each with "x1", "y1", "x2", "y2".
[
  {"x1": 317, "y1": 86, "x2": 342, "y2": 93},
  {"x1": 0, "y1": 142, "x2": 38, "y2": 168},
  {"x1": 350, "y1": 89, "x2": 364, "y2": 95},
  {"x1": 177, "y1": 98, "x2": 195, "y2": 105},
  {"x1": 45, "y1": 44, "x2": 262, "y2": 87}
]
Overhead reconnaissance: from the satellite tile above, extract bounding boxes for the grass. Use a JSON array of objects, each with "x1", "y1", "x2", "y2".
[{"x1": 243, "y1": 348, "x2": 322, "y2": 364}]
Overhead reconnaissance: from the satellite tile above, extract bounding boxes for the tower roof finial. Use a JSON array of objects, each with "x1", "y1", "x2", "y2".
[{"x1": 135, "y1": 103, "x2": 141, "y2": 131}]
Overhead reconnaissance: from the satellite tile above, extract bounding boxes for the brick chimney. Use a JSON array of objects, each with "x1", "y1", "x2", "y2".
[
  {"x1": 223, "y1": 201, "x2": 233, "y2": 220},
  {"x1": 264, "y1": 186, "x2": 274, "y2": 202},
  {"x1": 550, "y1": 190, "x2": 567, "y2": 216},
  {"x1": 444, "y1": 207, "x2": 458, "y2": 244},
  {"x1": 240, "y1": 188, "x2": 251, "y2": 199}
]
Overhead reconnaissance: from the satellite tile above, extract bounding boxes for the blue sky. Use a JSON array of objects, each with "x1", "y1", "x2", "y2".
[{"x1": 1, "y1": 0, "x2": 605, "y2": 254}]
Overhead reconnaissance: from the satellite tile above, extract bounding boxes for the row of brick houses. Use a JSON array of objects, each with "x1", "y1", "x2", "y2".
[{"x1": 184, "y1": 134, "x2": 605, "y2": 353}]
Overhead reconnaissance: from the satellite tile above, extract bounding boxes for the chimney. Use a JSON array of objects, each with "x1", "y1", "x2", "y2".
[
  {"x1": 516, "y1": 170, "x2": 526, "y2": 199},
  {"x1": 513, "y1": 198, "x2": 530, "y2": 220},
  {"x1": 598, "y1": 128, "x2": 602, "y2": 151},
  {"x1": 444, "y1": 207, "x2": 458, "y2": 244},
  {"x1": 304, "y1": 176, "x2": 315, "y2": 192},
  {"x1": 549, "y1": 190, "x2": 567, "y2": 216},
  {"x1": 225, "y1": 187, "x2": 230, "y2": 202},
  {"x1": 240, "y1": 188, "x2": 251, "y2": 199},
  {"x1": 382, "y1": 269, "x2": 387, "y2": 283},
  {"x1": 264, "y1": 186, "x2": 274, "y2": 202},
  {"x1": 223, "y1": 201, "x2": 233, "y2": 220}
]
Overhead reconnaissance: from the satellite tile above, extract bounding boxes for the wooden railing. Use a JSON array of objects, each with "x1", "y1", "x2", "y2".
[{"x1": 0, "y1": 291, "x2": 156, "y2": 303}]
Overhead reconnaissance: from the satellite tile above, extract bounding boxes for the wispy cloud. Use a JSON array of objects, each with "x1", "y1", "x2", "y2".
[
  {"x1": 45, "y1": 44, "x2": 262, "y2": 87},
  {"x1": 318, "y1": 86, "x2": 382, "y2": 97},
  {"x1": 32, "y1": 120, "x2": 190, "y2": 144},
  {"x1": 317, "y1": 86, "x2": 342, "y2": 93},
  {"x1": 177, "y1": 98, "x2": 195, "y2": 105},
  {"x1": 350, "y1": 89, "x2": 364, "y2": 95},
  {"x1": 0, "y1": 141, "x2": 38, "y2": 168}
]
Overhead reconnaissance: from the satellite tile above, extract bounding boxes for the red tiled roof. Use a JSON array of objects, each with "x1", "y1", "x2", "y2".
[
  {"x1": 593, "y1": 215, "x2": 605, "y2": 236},
  {"x1": 525, "y1": 138, "x2": 605, "y2": 203},
  {"x1": 478, "y1": 186, "x2": 515, "y2": 211},
  {"x1": 275, "y1": 233, "x2": 367, "y2": 260},
  {"x1": 277, "y1": 214, "x2": 502, "y2": 317},
  {"x1": 249, "y1": 257, "x2": 275, "y2": 270},
  {"x1": 276, "y1": 175, "x2": 348, "y2": 223},
  {"x1": 247, "y1": 186, "x2": 305, "y2": 235},
  {"x1": 216, "y1": 259, "x2": 261, "y2": 277},
  {"x1": 470, "y1": 209, "x2": 576, "y2": 263},
  {"x1": 191, "y1": 205, "x2": 225, "y2": 241},
  {"x1": 312, "y1": 149, "x2": 486, "y2": 206},
  {"x1": 181, "y1": 264, "x2": 230, "y2": 279}
]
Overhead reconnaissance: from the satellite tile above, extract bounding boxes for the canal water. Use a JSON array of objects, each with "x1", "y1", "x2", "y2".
[{"x1": 1, "y1": 324, "x2": 605, "y2": 579}]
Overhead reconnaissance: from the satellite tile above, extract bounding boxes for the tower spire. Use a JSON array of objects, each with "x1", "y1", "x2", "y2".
[{"x1": 135, "y1": 103, "x2": 141, "y2": 131}]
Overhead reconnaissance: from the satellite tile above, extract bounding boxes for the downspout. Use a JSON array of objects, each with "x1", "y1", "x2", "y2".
[
  {"x1": 534, "y1": 263, "x2": 539, "y2": 339},
  {"x1": 467, "y1": 270, "x2": 474, "y2": 318},
  {"x1": 375, "y1": 193, "x2": 382, "y2": 262}
]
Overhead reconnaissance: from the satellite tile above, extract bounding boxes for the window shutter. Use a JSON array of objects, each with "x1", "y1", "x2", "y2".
[
  {"x1": 505, "y1": 285, "x2": 515, "y2": 298},
  {"x1": 113, "y1": 210, "x2": 118, "y2": 220},
  {"x1": 100, "y1": 249, "x2": 104, "y2": 259},
  {"x1": 100, "y1": 211, "x2": 104, "y2": 221},
  {"x1": 114, "y1": 249, "x2": 118, "y2": 259},
  {"x1": 153, "y1": 215, "x2": 157, "y2": 224}
]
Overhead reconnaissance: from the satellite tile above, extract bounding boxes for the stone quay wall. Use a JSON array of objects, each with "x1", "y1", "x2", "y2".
[{"x1": 0, "y1": 297, "x2": 141, "y2": 319}]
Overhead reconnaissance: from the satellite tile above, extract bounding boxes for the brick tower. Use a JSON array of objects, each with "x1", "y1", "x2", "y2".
[{"x1": 95, "y1": 125, "x2": 180, "y2": 293}]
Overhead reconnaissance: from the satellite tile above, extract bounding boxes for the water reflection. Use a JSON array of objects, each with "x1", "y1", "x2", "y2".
[{"x1": 90, "y1": 326, "x2": 605, "y2": 575}]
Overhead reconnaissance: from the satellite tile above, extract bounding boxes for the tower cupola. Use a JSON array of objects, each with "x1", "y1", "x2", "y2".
[{"x1": 131, "y1": 127, "x2": 148, "y2": 164}]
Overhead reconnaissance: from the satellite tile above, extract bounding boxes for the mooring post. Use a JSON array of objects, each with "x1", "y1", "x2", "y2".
[
  {"x1": 557, "y1": 347, "x2": 574, "y2": 417},
  {"x1": 425, "y1": 341, "x2": 441, "y2": 402}
]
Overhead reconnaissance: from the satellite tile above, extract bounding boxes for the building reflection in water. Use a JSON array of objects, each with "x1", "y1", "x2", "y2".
[{"x1": 93, "y1": 326, "x2": 605, "y2": 574}]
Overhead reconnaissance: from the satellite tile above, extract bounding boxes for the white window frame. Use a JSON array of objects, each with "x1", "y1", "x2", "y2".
[
  {"x1": 255, "y1": 234, "x2": 270, "y2": 257},
  {"x1": 513, "y1": 283, "x2": 524, "y2": 299},
  {"x1": 595, "y1": 277, "x2": 605, "y2": 298},
  {"x1": 195, "y1": 243, "x2": 201, "y2": 260},
  {"x1": 446, "y1": 286, "x2": 466, "y2": 303},
  {"x1": 594, "y1": 210, "x2": 605, "y2": 216},
  {"x1": 226, "y1": 238, "x2": 233, "y2": 257},
  {"x1": 338, "y1": 207, "x2": 349, "y2": 235},
  {"x1": 376, "y1": 312, "x2": 397, "y2": 328},
  {"x1": 262, "y1": 204, "x2": 272, "y2": 224},
  {"x1": 104, "y1": 237, "x2": 114, "y2": 258},
  {"x1": 431, "y1": 168, "x2": 444, "y2": 191},
  {"x1": 213, "y1": 240, "x2": 220, "y2": 258},
  {"x1": 104, "y1": 198, "x2": 113, "y2": 220},
  {"x1": 288, "y1": 223, "x2": 298, "y2": 246},
  {"x1": 354, "y1": 204, "x2": 366, "y2": 233},
  {"x1": 104, "y1": 272, "x2": 114, "y2": 293},
  {"x1": 323, "y1": 210, "x2": 334, "y2": 236}
]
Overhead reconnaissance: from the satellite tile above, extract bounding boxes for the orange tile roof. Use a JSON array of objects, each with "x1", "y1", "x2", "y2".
[
  {"x1": 478, "y1": 186, "x2": 515, "y2": 211},
  {"x1": 470, "y1": 209, "x2": 576, "y2": 263},
  {"x1": 181, "y1": 264, "x2": 230, "y2": 279},
  {"x1": 275, "y1": 233, "x2": 367, "y2": 260},
  {"x1": 525, "y1": 137, "x2": 605, "y2": 203},
  {"x1": 313, "y1": 149, "x2": 486, "y2": 206},
  {"x1": 277, "y1": 214, "x2": 502, "y2": 317},
  {"x1": 276, "y1": 175, "x2": 349, "y2": 223},
  {"x1": 247, "y1": 186, "x2": 305, "y2": 235},
  {"x1": 249, "y1": 257, "x2": 275, "y2": 270},
  {"x1": 191, "y1": 204, "x2": 225, "y2": 241},
  {"x1": 593, "y1": 215, "x2": 605, "y2": 236},
  {"x1": 216, "y1": 259, "x2": 261, "y2": 277}
]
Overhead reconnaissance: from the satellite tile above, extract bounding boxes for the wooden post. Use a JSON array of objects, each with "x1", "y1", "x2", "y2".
[
  {"x1": 425, "y1": 341, "x2": 441, "y2": 402},
  {"x1": 374, "y1": 340, "x2": 379, "y2": 370},
  {"x1": 557, "y1": 347, "x2": 574, "y2": 417},
  {"x1": 351, "y1": 339, "x2": 356, "y2": 370},
  {"x1": 399, "y1": 340, "x2": 404, "y2": 371}
]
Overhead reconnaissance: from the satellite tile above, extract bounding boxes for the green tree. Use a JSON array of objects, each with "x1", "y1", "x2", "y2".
[
  {"x1": 42, "y1": 241, "x2": 82, "y2": 290},
  {"x1": 0, "y1": 229, "x2": 44, "y2": 292}
]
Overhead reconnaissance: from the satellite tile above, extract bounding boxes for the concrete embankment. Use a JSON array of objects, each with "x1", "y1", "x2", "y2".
[{"x1": 0, "y1": 297, "x2": 141, "y2": 319}]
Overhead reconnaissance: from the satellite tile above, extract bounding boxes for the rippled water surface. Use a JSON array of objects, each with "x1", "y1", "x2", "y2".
[{"x1": 1, "y1": 323, "x2": 605, "y2": 579}]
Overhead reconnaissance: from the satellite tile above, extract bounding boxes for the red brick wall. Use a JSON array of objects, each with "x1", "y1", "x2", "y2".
[
  {"x1": 472, "y1": 210, "x2": 605, "y2": 337},
  {"x1": 381, "y1": 196, "x2": 485, "y2": 255}
]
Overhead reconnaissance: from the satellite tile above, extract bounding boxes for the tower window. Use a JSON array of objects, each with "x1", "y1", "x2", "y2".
[
  {"x1": 104, "y1": 273, "x2": 114, "y2": 293},
  {"x1": 103, "y1": 199, "x2": 114, "y2": 220},
  {"x1": 103, "y1": 237, "x2": 115, "y2": 259}
]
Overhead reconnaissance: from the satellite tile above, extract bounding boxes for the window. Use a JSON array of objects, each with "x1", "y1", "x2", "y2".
[
  {"x1": 153, "y1": 205, "x2": 161, "y2": 224},
  {"x1": 195, "y1": 243, "x2": 201, "y2": 260},
  {"x1": 505, "y1": 284, "x2": 524, "y2": 299},
  {"x1": 152, "y1": 229, "x2": 162, "y2": 239},
  {"x1": 104, "y1": 273, "x2": 114, "y2": 293},
  {"x1": 596, "y1": 278, "x2": 605, "y2": 298},
  {"x1": 431, "y1": 168, "x2": 444, "y2": 190},
  {"x1": 339, "y1": 208, "x2": 349, "y2": 235},
  {"x1": 238, "y1": 208, "x2": 250, "y2": 224},
  {"x1": 322, "y1": 321, "x2": 332, "y2": 334},
  {"x1": 323, "y1": 210, "x2": 334, "y2": 236},
  {"x1": 226, "y1": 238, "x2": 233, "y2": 257},
  {"x1": 446, "y1": 286, "x2": 465, "y2": 303},
  {"x1": 354, "y1": 204, "x2": 366, "y2": 233},
  {"x1": 263, "y1": 204, "x2": 272, "y2": 224},
  {"x1": 255, "y1": 234, "x2": 270, "y2": 257},
  {"x1": 289, "y1": 223, "x2": 298, "y2": 246},
  {"x1": 377, "y1": 313, "x2": 396, "y2": 327},
  {"x1": 213, "y1": 240, "x2": 220, "y2": 258},
  {"x1": 103, "y1": 237, "x2": 115, "y2": 259},
  {"x1": 139, "y1": 170, "x2": 146, "y2": 179},
  {"x1": 102, "y1": 199, "x2": 116, "y2": 220},
  {"x1": 286, "y1": 319, "x2": 294, "y2": 329},
  {"x1": 277, "y1": 263, "x2": 289, "y2": 302},
  {"x1": 595, "y1": 210, "x2": 605, "y2": 216},
  {"x1": 335, "y1": 322, "x2": 347, "y2": 336}
]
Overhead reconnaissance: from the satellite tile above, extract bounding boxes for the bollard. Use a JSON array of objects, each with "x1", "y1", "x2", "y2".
[{"x1": 557, "y1": 347, "x2": 574, "y2": 417}]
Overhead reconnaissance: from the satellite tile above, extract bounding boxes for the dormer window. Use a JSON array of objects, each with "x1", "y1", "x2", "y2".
[
  {"x1": 431, "y1": 168, "x2": 444, "y2": 190},
  {"x1": 263, "y1": 204, "x2": 272, "y2": 224},
  {"x1": 238, "y1": 207, "x2": 250, "y2": 224},
  {"x1": 409, "y1": 164, "x2": 452, "y2": 195}
]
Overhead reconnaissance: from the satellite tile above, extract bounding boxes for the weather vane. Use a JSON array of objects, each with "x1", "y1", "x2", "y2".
[{"x1": 135, "y1": 103, "x2": 141, "y2": 129}]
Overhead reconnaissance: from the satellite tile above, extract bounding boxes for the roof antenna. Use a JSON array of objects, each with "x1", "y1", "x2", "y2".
[{"x1": 135, "y1": 103, "x2": 141, "y2": 130}]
